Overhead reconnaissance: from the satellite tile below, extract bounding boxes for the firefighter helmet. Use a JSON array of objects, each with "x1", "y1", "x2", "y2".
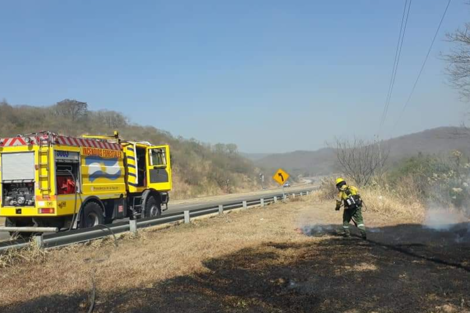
[
  {"x1": 335, "y1": 178, "x2": 346, "y2": 189},
  {"x1": 336, "y1": 178, "x2": 345, "y2": 185}
]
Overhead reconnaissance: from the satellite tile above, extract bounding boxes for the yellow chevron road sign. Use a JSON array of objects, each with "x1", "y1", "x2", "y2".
[{"x1": 273, "y1": 168, "x2": 289, "y2": 186}]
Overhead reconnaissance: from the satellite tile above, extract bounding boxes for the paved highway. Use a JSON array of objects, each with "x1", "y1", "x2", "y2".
[{"x1": 0, "y1": 185, "x2": 315, "y2": 242}]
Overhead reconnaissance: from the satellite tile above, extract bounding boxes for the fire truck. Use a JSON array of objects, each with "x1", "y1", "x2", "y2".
[{"x1": 0, "y1": 131, "x2": 172, "y2": 235}]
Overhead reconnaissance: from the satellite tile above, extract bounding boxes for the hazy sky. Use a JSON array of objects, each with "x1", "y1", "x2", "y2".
[{"x1": 0, "y1": 0, "x2": 468, "y2": 153}]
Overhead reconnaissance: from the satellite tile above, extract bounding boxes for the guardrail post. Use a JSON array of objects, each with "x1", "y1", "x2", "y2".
[
  {"x1": 243, "y1": 201, "x2": 247, "y2": 209},
  {"x1": 306, "y1": 191, "x2": 310, "y2": 195},
  {"x1": 299, "y1": 192, "x2": 303, "y2": 196},
  {"x1": 260, "y1": 198, "x2": 265, "y2": 207},
  {"x1": 33, "y1": 235, "x2": 43, "y2": 249},
  {"x1": 218, "y1": 204, "x2": 224, "y2": 215},
  {"x1": 184, "y1": 210, "x2": 190, "y2": 224},
  {"x1": 273, "y1": 196, "x2": 277, "y2": 203},
  {"x1": 292, "y1": 193, "x2": 296, "y2": 199},
  {"x1": 283, "y1": 194, "x2": 287, "y2": 202},
  {"x1": 129, "y1": 219, "x2": 138, "y2": 235}
]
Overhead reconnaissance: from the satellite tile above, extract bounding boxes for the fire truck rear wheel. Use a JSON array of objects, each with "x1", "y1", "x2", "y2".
[
  {"x1": 6, "y1": 217, "x2": 34, "y2": 239},
  {"x1": 81, "y1": 202, "x2": 104, "y2": 228},
  {"x1": 145, "y1": 196, "x2": 162, "y2": 218}
]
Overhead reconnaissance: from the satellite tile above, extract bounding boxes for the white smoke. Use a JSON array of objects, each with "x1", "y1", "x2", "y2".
[
  {"x1": 422, "y1": 206, "x2": 470, "y2": 243},
  {"x1": 300, "y1": 224, "x2": 334, "y2": 236},
  {"x1": 423, "y1": 207, "x2": 465, "y2": 231},
  {"x1": 295, "y1": 210, "x2": 337, "y2": 236}
]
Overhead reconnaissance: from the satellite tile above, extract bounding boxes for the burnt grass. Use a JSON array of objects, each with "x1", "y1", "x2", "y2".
[{"x1": 3, "y1": 223, "x2": 470, "y2": 313}]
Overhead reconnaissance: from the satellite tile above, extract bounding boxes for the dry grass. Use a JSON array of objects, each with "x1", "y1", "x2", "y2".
[
  {"x1": 0, "y1": 240, "x2": 47, "y2": 268},
  {"x1": 341, "y1": 262, "x2": 378, "y2": 273},
  {"x1": 359, "y1": 186, "x2": 425, "y2": 222},
  {"x1": 0, "y1": 194, "x2": 422, "y2": 308}
]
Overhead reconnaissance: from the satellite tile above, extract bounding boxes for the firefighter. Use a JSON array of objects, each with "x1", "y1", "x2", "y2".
[{"x1": 334, "y1": 178, "x2": 367, "y2": 239}]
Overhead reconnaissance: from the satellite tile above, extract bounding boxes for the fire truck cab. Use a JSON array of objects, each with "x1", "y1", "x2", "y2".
[{"x1": 0, "y1": 131, "x2": 172, "y2": 235}]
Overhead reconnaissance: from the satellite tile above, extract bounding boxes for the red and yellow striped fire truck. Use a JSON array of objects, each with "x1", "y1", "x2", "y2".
[{"x1": 0, "y1": 131, "x2": 172, "y2": 235}]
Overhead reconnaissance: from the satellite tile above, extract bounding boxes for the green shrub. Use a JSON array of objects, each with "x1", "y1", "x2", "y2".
[{"x1": 387, "y1": 151, "x2": 470, "y2": 210}]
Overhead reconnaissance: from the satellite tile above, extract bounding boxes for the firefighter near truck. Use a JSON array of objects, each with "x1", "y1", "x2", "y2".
[{"x1": 0, "y1": 131, "x2": 172, "y2": 236}]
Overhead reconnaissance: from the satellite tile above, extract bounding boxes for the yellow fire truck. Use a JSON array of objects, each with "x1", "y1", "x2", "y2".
[{"x1": 0, "y1": 131, "x2": 172, "y2": 235}]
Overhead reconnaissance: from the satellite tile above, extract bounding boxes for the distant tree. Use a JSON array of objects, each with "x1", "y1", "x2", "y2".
[
  {"x1": 331, "y1": 138, "x2": 389, "y2": 186},
  {"x1": 95, "y1": 110, "x2": 128, "y2": 128},
  {"x1": 52, "y1": 99, "x2": 88, "y2": 122},
  {"x1": 214, "y1": 143, "x2": 226, "y2": 154},
  {"x1": 226, "y1": 143, "x2": 238, "y2": 154},
  {"x1": 444, "y1": 22, "x2": 470, "y2": 100}
]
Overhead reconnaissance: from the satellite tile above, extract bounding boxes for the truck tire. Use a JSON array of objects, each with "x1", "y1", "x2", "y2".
[
  {"x1": 6, "y1": 217, "x2": 33, "y2": 239},
  {"x1": 144, "y1": 195, "x2": 161, "y2": 218},
  {"x1": 6, "y1": 217, "x2": 19, "y2": 238},
  {"x1": 81, "y1": 202, "x2": 104, "y2": 228}
]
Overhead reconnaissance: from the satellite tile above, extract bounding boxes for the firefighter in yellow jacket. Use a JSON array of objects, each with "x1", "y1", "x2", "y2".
[{"x1": 335, "y1": 178, "x2": 367, "y2": 239}]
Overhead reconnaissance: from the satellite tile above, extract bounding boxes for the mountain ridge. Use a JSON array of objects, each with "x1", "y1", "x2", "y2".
[{"x1": 253, "y1": 126, "x2": 470, "y2": 176}]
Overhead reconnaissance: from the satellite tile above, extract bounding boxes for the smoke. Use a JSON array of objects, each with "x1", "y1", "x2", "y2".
[
  {"x1": 422, "y1": 205, "x2": 470, "y2": 243},
  {"x1": 299, "y1": 224, "x2": 334, "y2": 236},
  {"x1": 294, "y1": 208, "x2": 336, "y2": 236},
  {"x1": 423, "y1": 207, "x2": 465, "y2": 231}
]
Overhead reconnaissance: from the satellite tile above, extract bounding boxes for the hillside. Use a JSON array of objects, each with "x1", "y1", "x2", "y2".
[
  {"x1": 254, "y1": 148, "x2": 336, "y2": 177},
  {"x1": 255, "y1": 127, "x2": 470, "y2": 176},
  {"x1": 386, "y1": 127, "x2": 470, "y2": 160},
  {"x1": 239, "y1": 152, "x2": 272, "y2": 161},
  {"x1": 0, "y1": 99, "x2": 260, "y2": 199}
]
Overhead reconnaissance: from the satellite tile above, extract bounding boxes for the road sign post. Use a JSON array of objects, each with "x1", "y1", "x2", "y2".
[{"x1": 273, "y1": 168, "x2": 290, "y2": 198}]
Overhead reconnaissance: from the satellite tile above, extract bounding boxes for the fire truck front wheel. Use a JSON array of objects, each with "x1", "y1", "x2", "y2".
[
  {"x1": 81, "y1": 202, "x2": 104, "y2": 228},
  {"x1": 144, "y1": 195, "x2": 162, "y2": 218}
]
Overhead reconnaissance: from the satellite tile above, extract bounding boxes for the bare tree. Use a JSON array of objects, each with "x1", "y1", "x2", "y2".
[
  {"x1": 444, "y1": 22, "x2": 470, "y2": 100},
  {"x1": 95, "y1": 110, "x2": 128, "y2": 128},
  {"x1": 52, "y1": 99, "x2": 88, "y2": 122},
  {"x1": 331, "y1": 138, "x2": 389, "y2": 186}
]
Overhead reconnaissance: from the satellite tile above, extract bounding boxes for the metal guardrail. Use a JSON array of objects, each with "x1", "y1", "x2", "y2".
[{"x1": 0, "y1": 189, "x2": 314, "y2": 252}]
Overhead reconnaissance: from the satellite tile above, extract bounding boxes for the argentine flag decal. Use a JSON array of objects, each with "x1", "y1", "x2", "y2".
[{"x1": 85, "y1": 156, "x2": 122, "y2": 182}]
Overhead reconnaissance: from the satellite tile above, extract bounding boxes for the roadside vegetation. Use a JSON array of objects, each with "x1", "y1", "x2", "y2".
[
  {"x1": 0, "y1": 99, "x2": 263, "y2": 199},
  {"x1": 323, "y1": 139, "x2": 470, "y2": 225}
]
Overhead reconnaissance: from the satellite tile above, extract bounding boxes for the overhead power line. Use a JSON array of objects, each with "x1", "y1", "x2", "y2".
[
  {"x1": 394, "y1": 0, "x2": 452, "y2": 129},
  {"x1": 379, "y1": 0, "x2": 412, "y2": 133}
]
